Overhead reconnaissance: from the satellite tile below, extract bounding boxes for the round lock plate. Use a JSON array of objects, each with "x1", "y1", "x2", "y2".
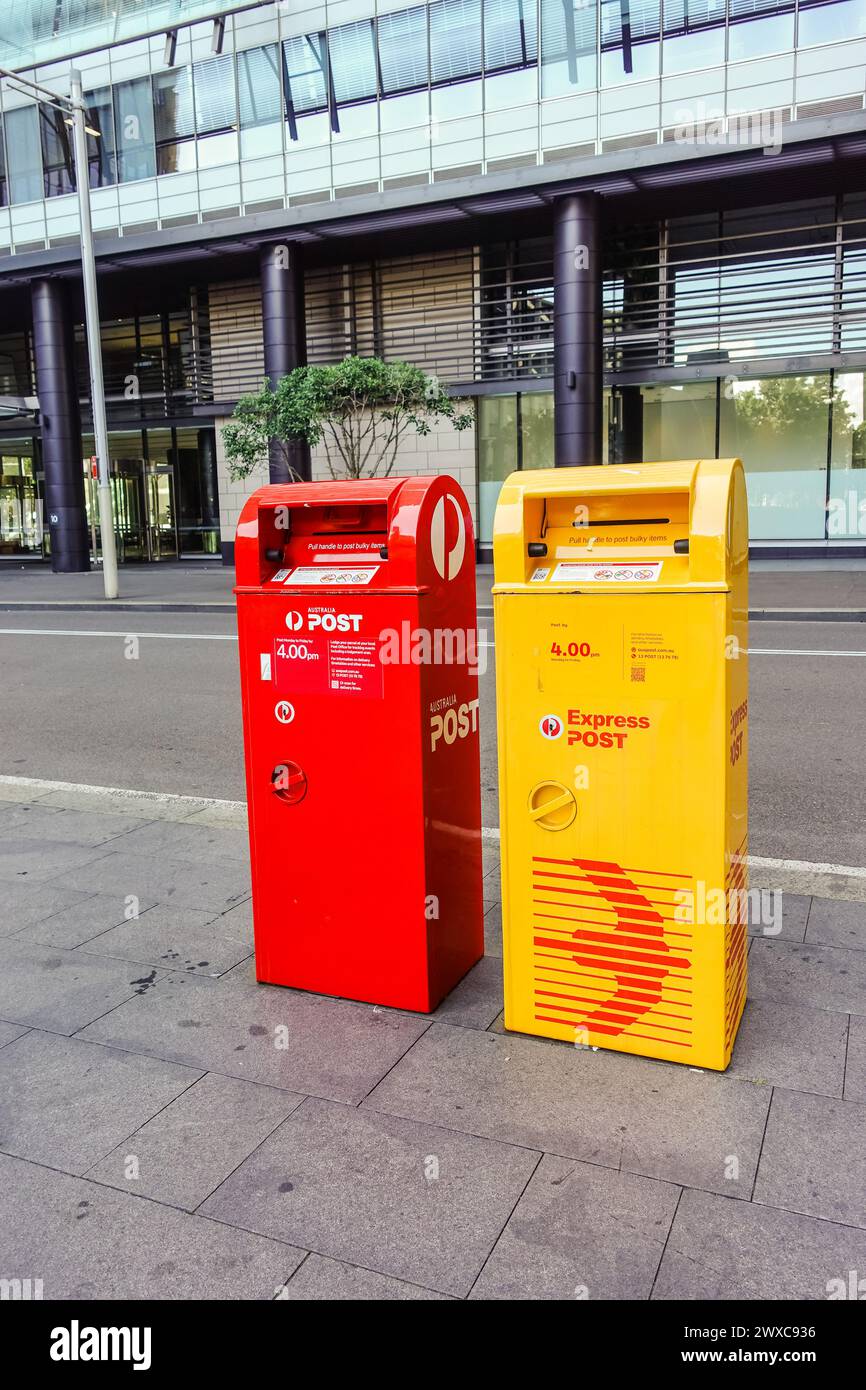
[
  {"x1": 528, "y1": 779, "x2": 577, "y2": 831},
  {"x1": 271, "y1": 761, "x2": 307, "y2": 805}
]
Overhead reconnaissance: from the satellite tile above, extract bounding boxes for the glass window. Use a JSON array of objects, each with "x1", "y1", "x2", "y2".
[
  {"x1": 430, "y1": 0, "x2": 483, "y2": 84},
  {"x1": 639, "y1": 381, "x2": 717, "y2": 459},
  {"x1": 329, "y1": 19, "x2": 379, "y2": 104},
  {"x1": 154, "y1": 66, "x2": 196, "y2": 173},
  {"x1": 521, "y1": 392, "x2": 554, "y2": 467},
  {"x1": 40, "y1": 102, "x2": 75, "y2": 197},
  {"x1": 798, "y1": 0, "x2": 866, "y2": 45},
  {"x1": 172, "y1": 426, "x2": 220, "y2": 555},
  {"x1": 601, "y1": 0, "x2": 661, "y2": 84},
  {"x1": 238, "y1": 44, "x2": 282, "y2": 127},
  {"x1": 282, "y1": 33, "x2": 331, "y2": 138},
  {"x1": 540, "y1": 0, "x2": 598, "y2": 96},
  {"x1": 193, "y1": 54, "x2": 236, "y2": 134},
  {"x1": 84, "y1": 87, "x2": 116, "y2": 187},
  {"x1": 484, "y1": 0, "x2": 539, "y2": 73},
  {"x1": 719, "y1": 374, "x2": 829, "y2": 540},
  {"x1": 662, "y1": 0, "x2": 726, "y2": 71},
  {"x1": 829, "y1": 373, "x2": 866, "y2": 541},
  {"x1": 5, "y1": 106, "x2": 43, "y2": 204},
  {"x1": 378, "y1": 7, "x2": 429, "y2": 93},
  {"x1": 478, "y1": 394, "x2": 518, "y2": 542},
  {"x1": 727, "y1": 0, "x2": 795, "y2": 61},
  {"x1": 114, "y1": 76, "x2": 156, "y2": 182}
]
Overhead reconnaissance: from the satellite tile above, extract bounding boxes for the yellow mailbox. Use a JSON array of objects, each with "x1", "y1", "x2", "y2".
[{"x1": 493, "y1": 459, "x2": 748, "y2": 1071}]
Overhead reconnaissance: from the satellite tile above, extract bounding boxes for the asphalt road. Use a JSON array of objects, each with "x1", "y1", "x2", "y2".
[{"x1": 1, "y1": 610, "x2": 864, "y2": 866}]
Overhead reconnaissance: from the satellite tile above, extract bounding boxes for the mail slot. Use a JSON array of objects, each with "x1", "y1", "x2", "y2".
[
  {"x1": 493, "y1": 459, "x2": 749, "y2": 1070},
  {"x1": 234, "y1": 476, "x2": 484, "y2": 1011}
]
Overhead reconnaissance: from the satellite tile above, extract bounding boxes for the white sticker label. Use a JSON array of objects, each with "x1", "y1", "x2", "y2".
[
  {"x1": 551, "y1": 561, "x2": 663, "y2": 584},
  {"x1": 260, "y1": 653, "x2": 272, "y2": 681},
  {"x1": 530, "y1": 567, "x2": 550, "y2": 583},
  {"x1": 269, "y1": 568, "x2": 291, "y2": 583},
  {"x1": 284, "y1": 566, "x2": 379, "y2": 586}
]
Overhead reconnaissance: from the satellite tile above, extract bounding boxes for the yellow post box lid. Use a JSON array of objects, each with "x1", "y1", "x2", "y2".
[{"x1": 492, "y1": 458, "x2": 748, "y2": 593}]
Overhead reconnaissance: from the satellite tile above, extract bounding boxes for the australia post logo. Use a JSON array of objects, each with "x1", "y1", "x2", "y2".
[
  {"x1": 430, "y1": 492, "x2": 466, "y2": 581},
  {"x1": 285, "y1": 610, "x2": 362, "y2": 633}
]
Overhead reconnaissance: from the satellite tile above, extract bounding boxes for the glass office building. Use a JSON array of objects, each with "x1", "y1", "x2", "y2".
[{"x1": 0, "y1": 0, "x2": 864, "y2": 563}]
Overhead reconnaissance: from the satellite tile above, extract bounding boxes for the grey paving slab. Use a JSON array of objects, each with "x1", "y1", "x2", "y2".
[
  {"x1": 728, "y1": 998, "x2": 848, "y2": 1097},
  {"x1": 78, "y1": 902, "x2": 251, "y2": 977},
  {"x1": 0, "y1": 880, "x2": 95, "y2": 937},
  {"x1": 0, "y1": 838, "x2": 109, "y2": 885},
  {"x1": 36, "y1": 788, "x2": 211, "y2": 820},
  {"x1": 0, "y1": 804, "x2": 149, "y2": 847},
  {"x1": 282, "y1": 1253, "x2": 452, "y2": 1300},
  {"x1": 0, "y1": 1030, "x2": 200, "y2": 1174},
  {"x1": 747, "y1": 891, "x2": 810, "y2": 943},
  {"x1": 364, "y1": 1023, "x2": 771, "y2": 1197},
  {"x1": 807, "y1": 897, "x2": 866, "y2": 950},
  {"x1": 78, "y1": 972, "x2": 430, "y2": 1102},
  {"x1": 200, "y1": 1096, "x2": 540, "y2": 1297},
  {"x1": 86, "y1": 1071, "x2": 303, "y2": 1210},
  {"x1": 845, "y1": 1014, "x2": 866, "y2": 1103},
  {"x1": 53, "y1": 848, "x2": 251, "y2": 913},
  {"x1": 749, "y1": 936, "x2": 866, "y2": 1015},
  {"x1": 753, "y1": 1088, "x2": 866, "y2": 1228},
  {"x1": 99, "y1": 818, "x2": 250, "y2": 864},
  {"x1": 429, "y1": 955, "x2": 504, "y2": 1030},
  {"x1": 653, "y1": 1187, "x2": 866, "y2": 1300},
  {"x1": 0, "y1": 936, "x2": 166, "y2": 1034},
  {"x1": 470, "y1": 1154, "x2": 680, "y2": 1300},
  {"x1": 0, "y1": 1021, "x2": 29, "y2": 1048},
  {"x1": 484, "y1": 901, "x2": 502, "y2": 957},
  {"x1": 212, "y1": 898, "x2": 254, "y2": 947},
  {"x1": 14, "y1": 891, "x2": 160, "y2": 949},
  {"x1": 0, "y1": 1152, "x2": 305, "y2": 1300}
]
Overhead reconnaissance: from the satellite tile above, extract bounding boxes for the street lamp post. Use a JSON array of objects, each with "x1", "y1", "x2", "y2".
[
  {"x1": 69, "y1": 69, "x2": 118, "y2": 600},
  {"x1": 0, "y1": 66, "x2": 118, "y2": 599}
]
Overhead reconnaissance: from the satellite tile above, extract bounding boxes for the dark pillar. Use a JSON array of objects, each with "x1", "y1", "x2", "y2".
[
  {"x1": 616, "y1": 385, "x2": 644, "y2": 464},
  {"x1": 553, "y1": 192, "x2": 603, "y2": 467},
  {"x1": 197, "y1": 428, "x2": 219, "y2": 530},
  {"x1": 31, "y1": 278, "x2": 90, "y2": 571},
  {"x1": 260, "y1": 242, "x2": 311, "y2": 483}
]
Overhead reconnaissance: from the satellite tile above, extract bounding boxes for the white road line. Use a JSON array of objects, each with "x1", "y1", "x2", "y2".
[
  {"x1": 0, "y1": 627, "x2": 237, "y2": 641},
  {"x1": 3, "y1": 774, "x2": 866, "y2": 880},
  {"x1": 2, "y1": 628, "x2": 864, "y2": 658}
]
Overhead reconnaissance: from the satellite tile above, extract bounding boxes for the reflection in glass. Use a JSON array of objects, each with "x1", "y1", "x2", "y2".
[
  {"x1": 727, "y1": 4, "x2": 795, "y2": 62},
  {"x1": 600, "y1": 0, "x2": 661, "y2": 84},
  {"x1": 484, "y1": 0, "x2": 539, "y2": 72},
  {"x1": 478, "y1": 394, "x2": 518, "y2": 541},
  {"x1": 283, "y1": 34, "x2": 331, "y2": 139},
  {"x1": 798, "y1": 0, "x2": 866, "y2": 45},
  {"x1": 40, "y1": 102, "x2": 75, "y2": 197},
  {"x1": 828, "y1": 372, "x2": 866, "y2": 542},
  {"x1": 238, "y1": 44, "x2": 283, "y2": 156},
  {"x1": 5, "y1": 106, "x2": 43, "y2": 203},
  {"x1": 114, "y1": 76, "x2": 156, "y2": 182},
  {"x1": 540, "y1": 0, "x2": 598, "y2": 97},
  {"x1": 84, "y1": 87, "x2": 116, "y2": 187},
  {"x1": 154, "y1": 66, "x2": 196, "y2": 174},
  {"x1": 719, "y1": 374, "x2": 829, "y2": 539},
  {"x1": 662, "y1": 0, "x2": 726, "y2": 72}
]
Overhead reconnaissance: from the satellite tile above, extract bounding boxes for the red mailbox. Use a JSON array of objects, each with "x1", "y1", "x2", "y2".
[{"x1": 234, "y1": 475, "x2": 484, "y2": 1011}]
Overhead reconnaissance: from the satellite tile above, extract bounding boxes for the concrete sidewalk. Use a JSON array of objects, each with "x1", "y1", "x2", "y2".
[
  {"x1": 1, "y1": 779, "x2": 865, "y2": 1299},
  {"x1": 2, "y1": 558, "x2": 866, "y2": 618}
]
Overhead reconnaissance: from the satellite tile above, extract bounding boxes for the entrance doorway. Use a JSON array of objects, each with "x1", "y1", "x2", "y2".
[{"x1": 83, "y1": 442, "x2": 178, "y2": 563}]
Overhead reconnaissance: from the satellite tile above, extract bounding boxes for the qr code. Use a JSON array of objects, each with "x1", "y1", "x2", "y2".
[{"x1": 631, "y1": 666, "x2": 645, "y2": 682}]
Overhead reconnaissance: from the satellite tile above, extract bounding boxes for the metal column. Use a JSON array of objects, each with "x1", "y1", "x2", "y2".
[
  {"x1": 553, "y1": 192, "x2": 603, "y2": 467},
  {"x1": 31, "y1": 278, "x2": 90, "y2": 572},
  {"x1": 260, "y1": 242, "x2": 311, "y2": 483}
]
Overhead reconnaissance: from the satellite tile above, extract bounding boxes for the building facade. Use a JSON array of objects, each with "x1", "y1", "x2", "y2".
[{"x1": 1, "y1": 0, "x2": 866, "y2": 565}]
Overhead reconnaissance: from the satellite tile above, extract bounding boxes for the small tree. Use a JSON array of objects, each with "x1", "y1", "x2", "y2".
[{"x1": 222, "y1": 356, "x2": 474, "y2": 482}]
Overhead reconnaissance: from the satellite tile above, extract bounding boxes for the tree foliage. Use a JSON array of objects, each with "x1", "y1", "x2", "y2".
[{"x1": 222, "y1": 356, "x2": 474, "y2": 482}]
